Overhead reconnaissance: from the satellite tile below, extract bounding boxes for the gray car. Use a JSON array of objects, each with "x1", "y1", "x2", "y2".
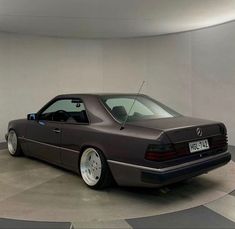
[{"x1": 6, "y1": 94, "x2": 231, "y2": 189}]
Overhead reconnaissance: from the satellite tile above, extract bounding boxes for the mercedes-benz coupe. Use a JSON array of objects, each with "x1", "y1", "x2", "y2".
[{"x1": 6, "y1": 94, "x2": 231, "y2": 189}]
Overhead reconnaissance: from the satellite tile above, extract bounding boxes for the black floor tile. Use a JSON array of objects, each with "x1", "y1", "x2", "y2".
[
  {"x1": 0, "y1": 218, "x2": 72, "y2": 229},
  {"x1": 127, "y1": 206, "x2": 235, "y2": 228}
]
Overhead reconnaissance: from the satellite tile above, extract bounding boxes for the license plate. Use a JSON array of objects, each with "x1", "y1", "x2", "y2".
[{"x1": 189, "y1": 139, "x2": 209, "y2": 153}]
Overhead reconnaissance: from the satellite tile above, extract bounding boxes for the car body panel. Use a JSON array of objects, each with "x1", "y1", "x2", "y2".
[
  {"x1": 6, "y1": 93, "x2": 231, "y2": 187},
  {"x1": 109, "y1": 151, "x2": 231, "y2": 187},
  {"x1": 130, "y1": 116, "x2": 219, "y2": 131},
  {"x1": 25, "y1": 120, "x2": 61, "y2": 164}
]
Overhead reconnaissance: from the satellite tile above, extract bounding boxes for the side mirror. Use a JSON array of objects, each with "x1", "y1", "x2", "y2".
[{"x1": 27, "y1": 113, "x2": 38, "y2": 120}]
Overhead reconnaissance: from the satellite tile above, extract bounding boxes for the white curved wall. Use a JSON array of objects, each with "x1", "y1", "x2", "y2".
[
  {"x1": 0, "y1": 21, "x2": 235, "y2": 144},
  {"x1": 191, "y1": 22, "x2": 235, "y2": 146}
]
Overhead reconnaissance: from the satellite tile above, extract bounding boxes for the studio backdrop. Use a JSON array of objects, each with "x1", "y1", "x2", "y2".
[{"x1": 0, "y1": 21, "x2": 234, "y2": 144}]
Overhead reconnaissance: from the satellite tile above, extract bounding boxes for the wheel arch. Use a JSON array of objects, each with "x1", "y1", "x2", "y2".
[
  {"x1": 78, "y1": 144, "x2": 115, "y2": 183},
  {"x1": 7, "y1": 119, "x2": 27, "y2": 139},
  {"x1": 7, "y1": 128, "x2": 17, "y2": 140},
  {"x1": 79, "y1": 143, "x2": 107, "y2": 160},
  {"x1": 78, "y1": 144, "x2": 106, "y2": 169}
]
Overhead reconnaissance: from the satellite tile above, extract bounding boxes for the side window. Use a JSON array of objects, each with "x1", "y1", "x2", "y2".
[
  {"x1": 40, "y1": 99, "x2": 89, "y2": 123},
  {"x1": 106, "y1": 98, "x2": 154, "y2": 121}
]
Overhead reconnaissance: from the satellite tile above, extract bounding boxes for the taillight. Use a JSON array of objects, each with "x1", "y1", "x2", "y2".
[
  {"x1": 219, "y1": 124, "x2": 227, "y2": 135},
  {"x1": 145, "y1": 144, "x2": 176, "y2": 161}
]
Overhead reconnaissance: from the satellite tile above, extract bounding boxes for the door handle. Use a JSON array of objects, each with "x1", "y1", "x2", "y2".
[{"x1": 53, "y1": 128, "x2": 61, "y2": 133}]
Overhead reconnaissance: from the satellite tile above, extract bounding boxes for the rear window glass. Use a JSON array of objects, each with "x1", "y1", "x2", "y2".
[{"x1": 100, "y1": 95, "x2": 181, "y2": 122}]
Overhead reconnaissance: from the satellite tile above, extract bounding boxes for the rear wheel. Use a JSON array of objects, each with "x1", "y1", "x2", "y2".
[
  {"x1": 80, "y1": 147, "x2": 113, "y2": 189},
  {"x1": 7, "y1": 130, "x2": 22, "y2": 157}
]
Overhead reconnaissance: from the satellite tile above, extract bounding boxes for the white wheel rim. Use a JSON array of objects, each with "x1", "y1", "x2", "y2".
[
  {"x1": 8, "y1": 130, "x2": 17, "y2": 155},
  {"x1": 80, "y1": 148, "x2": 102, "y2": 186}
]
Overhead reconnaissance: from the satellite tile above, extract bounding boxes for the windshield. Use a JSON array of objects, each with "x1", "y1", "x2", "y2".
[{"x1": 100, "y1": 95, "x2": 181, "y2": 123}]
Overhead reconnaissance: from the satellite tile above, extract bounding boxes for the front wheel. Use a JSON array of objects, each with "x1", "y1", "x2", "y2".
[
  {"x1": 7, "y1": 130, "x2": 22, "y2": 157},
  {"x1": 80, "y1": 148, "x2": 113, "y2": 189}
]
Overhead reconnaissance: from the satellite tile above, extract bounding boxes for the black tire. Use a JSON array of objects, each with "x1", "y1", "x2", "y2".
[
  {"x1": 80, "y1": 147, "x2": 114, "y2": 190},
  {"x1": 7, "y1": 130, "x2": 23, "y2": 157}
]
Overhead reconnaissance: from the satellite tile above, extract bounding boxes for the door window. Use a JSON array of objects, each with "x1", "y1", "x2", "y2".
[{"x1": 40, "y1": 99, "x2": 89, "y2": 123}]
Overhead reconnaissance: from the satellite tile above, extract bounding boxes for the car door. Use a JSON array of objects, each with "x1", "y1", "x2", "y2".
[
  {"x1": 26, "y1": 99, "x2": 72, "y2": 165},
  {"x1": 59, "y1": 99, "x2": 90, "y2": 170},
  {"x1": 26, "y1": 120, "x2": 62, "y2": 164}
]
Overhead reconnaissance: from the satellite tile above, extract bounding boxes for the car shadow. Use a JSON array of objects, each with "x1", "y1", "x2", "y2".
[{"x1": 7, "y1": 150, "x2": 228, "y2": 204}]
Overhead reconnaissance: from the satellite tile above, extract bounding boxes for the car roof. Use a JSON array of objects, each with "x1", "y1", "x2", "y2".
[{"x1": 55, "y1": 93, "x2": 147, "y2": 99}]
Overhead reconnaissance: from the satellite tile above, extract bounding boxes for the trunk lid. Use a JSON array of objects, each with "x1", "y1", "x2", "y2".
[
  {"x1": 130, "y1": 116, "x2": 227, "y2": 161},
  {"x1": 129, "y1": 116, "x2": 223, "y2": 143},
  {"x1": 131, "y1": 116, "x2": 227, "y2": 164}
]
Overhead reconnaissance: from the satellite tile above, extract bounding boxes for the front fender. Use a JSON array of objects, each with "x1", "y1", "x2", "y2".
[{"x1": 7, "y1": 119, "x2": 28, "y2": 139}]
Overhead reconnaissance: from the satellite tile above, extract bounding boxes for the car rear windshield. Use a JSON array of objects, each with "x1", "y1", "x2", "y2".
[{"x1": 100, "y1": 95, "x2": 181, "y2": 123}]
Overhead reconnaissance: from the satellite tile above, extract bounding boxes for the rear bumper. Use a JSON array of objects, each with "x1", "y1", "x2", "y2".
[{"x1": 108, "y1": 151, "x2": 231, "y2": 187}]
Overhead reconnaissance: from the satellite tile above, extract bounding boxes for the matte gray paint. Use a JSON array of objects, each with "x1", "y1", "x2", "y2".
[{"x1": 6, "y1": 94, "x2": 230, "y2": 187}]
